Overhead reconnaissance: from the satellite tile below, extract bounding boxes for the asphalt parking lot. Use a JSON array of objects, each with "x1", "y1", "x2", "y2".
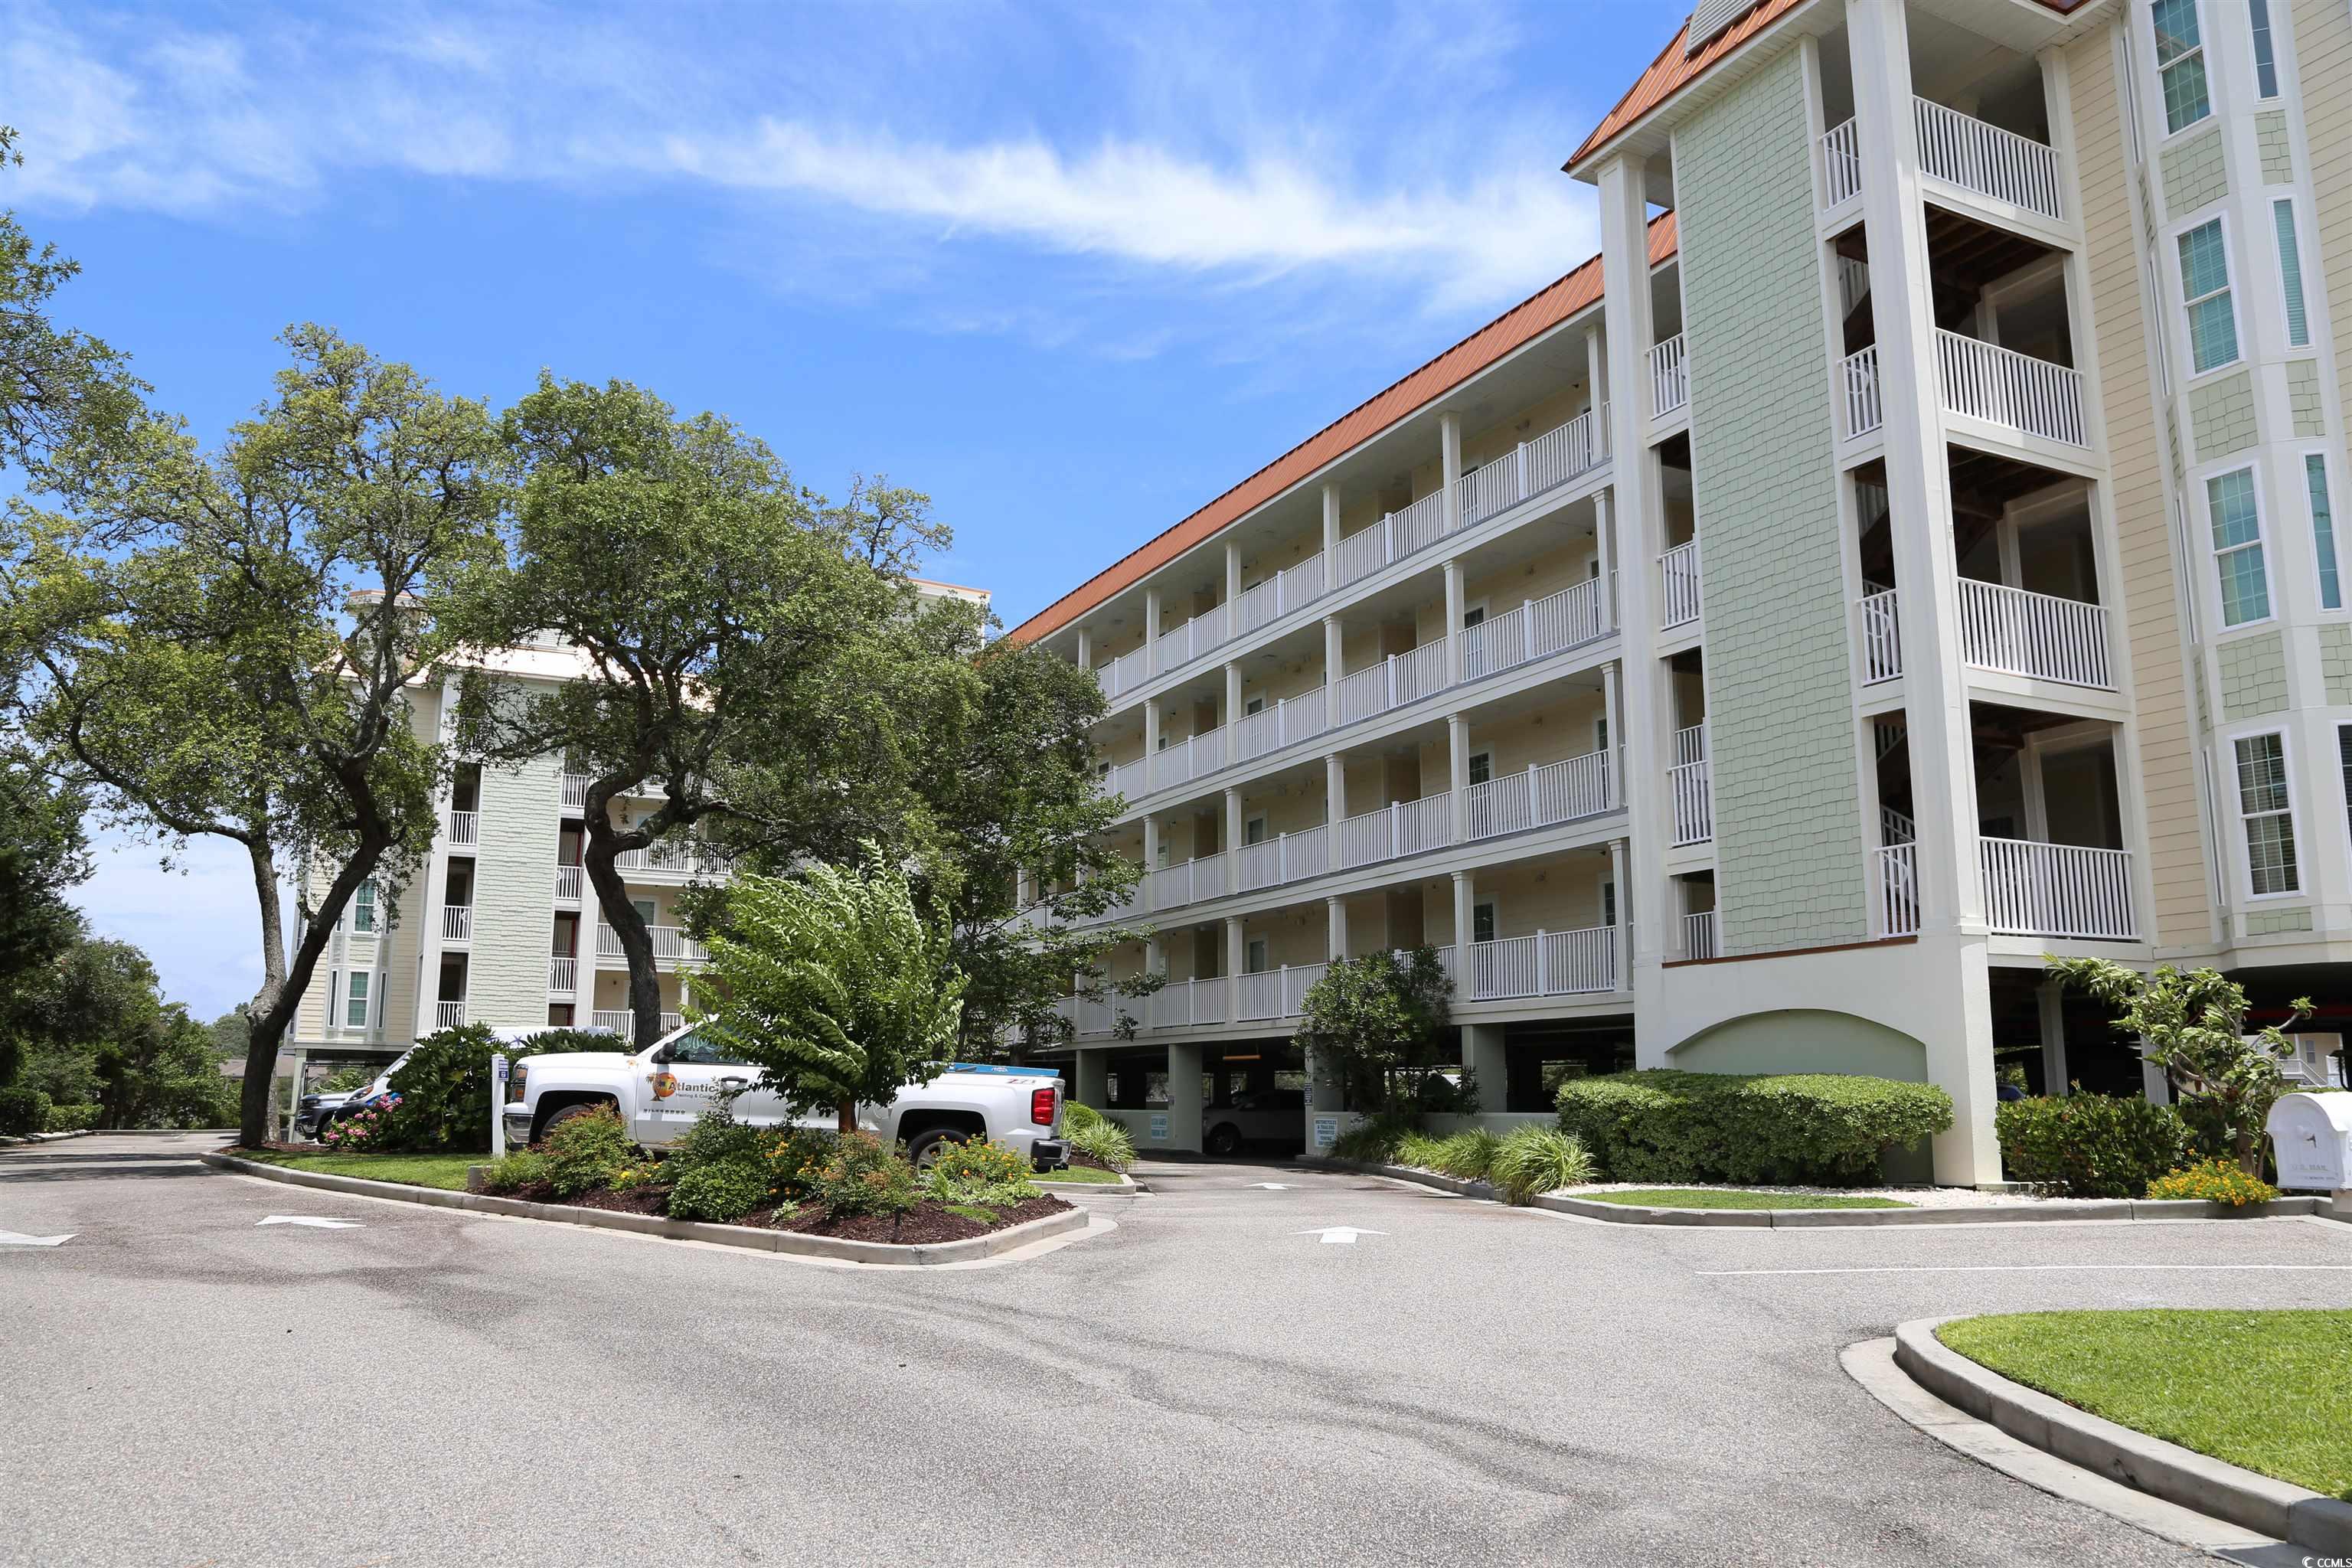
[{"x1": 5, "y1": 1132, "x2": 2347, "y2": 1567}]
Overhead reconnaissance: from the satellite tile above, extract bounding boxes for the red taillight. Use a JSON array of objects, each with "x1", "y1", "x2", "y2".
[{"x1": 1031, "y1": 1086, "x2": 1057, "y2": 1128}]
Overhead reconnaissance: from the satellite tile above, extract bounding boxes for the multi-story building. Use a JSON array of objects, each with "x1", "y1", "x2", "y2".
[
  {"x1": 1009, "y1": 0, "x2": 2350, "y2": 1181},
  {"x1": 283, "y1": 580, "x2": 991, "y2": 1106}
]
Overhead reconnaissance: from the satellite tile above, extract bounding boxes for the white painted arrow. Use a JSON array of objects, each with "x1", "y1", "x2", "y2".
[
  {"x1": 1247, "y1": 1182, "x2": 1293, "y2": 1190},
  {"x1": 0, "y1": 1230, "x2": 74, "y2": 1247},
  {"x1": 257, "y1": 1215, "x2": 362, "y2": 1230},
  {"x1": 1295, "y1": 1226, "x2": 1384, "y2": 1245}
]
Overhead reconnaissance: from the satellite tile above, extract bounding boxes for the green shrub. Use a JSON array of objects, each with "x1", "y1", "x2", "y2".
[
  {"x1": 668, "y1": 1158, "x2": 775, "y2": 1223},
  {"x1": 374, "y1": 1024, "x2": 560, "y2": 1153},
  {"x1": 44, "y1": 1102, "x2": 97, "y2": 1133},
  {"x1": 804, "y1": 1131, "x2": 920, "y2": 1217},
  {"x1": 1063, "y1": 1101, "x2": 1106, "y2": 1133},
  {"x1": 1556, "y1": 1070, "x2": 1952, "y2": 1185},
  {"x1": 1065, "y1": 1118, "x2": 1134, "y2": 1173},
  {"x1": 1488, "y1": 1125, "x2": 1596, "y2": 1205},
  {"x1": 2145, "y1": 1158, "x2": 2280, "y2": 1207},
  {"x1": 1328, "y1": 1114, "x2": 1414, "y2": 1163},
  {"x1": 764, "y1": 1126, "x2": 843, "y2": 1199},
  {"x1": 1431, "y1": 1128, "x2": 1505, "y2": 1181},
  {"x1": 1995, "y1": 1093, "x2": 2194, "y2": 1198},
  {"x1": 662, "y1": 1110, "x2": 775, "y2": 1180},
  {"x1": 925, "y1": 1137, "x2": 1040, "y2": 1206},
  {"x1": 544, "y1": 1105, "x2": 635, "y2": 1197},
  {"x1": 1393, "y1": 1132, "x2": 1449, "y2": 1169},
  {"x1": 480, "y1": 1150, "x2": 550, "y2": 1194},
  {"x1": 0, "y1": 1087, "x2": 53, "y2": 1136}
]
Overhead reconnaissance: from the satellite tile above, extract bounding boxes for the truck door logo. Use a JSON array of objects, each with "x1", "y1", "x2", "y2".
[{"x1": 649, "y1": 1072, "x2": 678, "y2": 1100}]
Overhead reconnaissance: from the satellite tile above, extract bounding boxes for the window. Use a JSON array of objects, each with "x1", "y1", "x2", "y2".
[
  {"x1": 1595, "y1": 717, "x2": 1610, "y2": 753},
  {"x1": 1472, "y1": 900, "x2": 1498, "y2": 944},
  {"x1": 2248, "y1": 0, "x2": 2278, "y2": 98},
  {"x1": 2233, "y1": 733, "x2": 2298, "y2": 894},
  {"x1": 2207, "y1": 468, "x2": 2271, "y2": 624},
  {"x1": 345, "y1": 972, "x2": 370, "y2": 1028},
  {"x1": 2274, "y1": 201, "x2": 2309, "y2": 348},
  {"x1": 1245, "y1": 938, "x2": 1269, "y2": 974},
  {"x1": 2151, "y1": 0, "x2": 2210, "y2": 133},
  {"x1": 351, "y1": 880, "x2": 377, "y2": 934},
  {"x1": 1468, "y1": 750, "x2": 1492, "y2": 787},
  {"x1": 2340, "y1": 727, "x2": 2352, "y2": 852},
  {"x1": 1461, "y1": 605, "x2": 1486, "y2": 629},
  {"x1": 665, "y1": 1030, "x2": 751, "y2": 1067},
  {"x1": 2177, "y1": 220, "x2": 2238, "y2": 373},
  {"x1": 2307, "y1": 454, "x2": 2342, "y2": 611},
  {"x1": 1243, "y1": 695, "x2": 1265, "y2": 717},
  {"x1": 1244, "y1": 815, "x2": 1268, "y2": 846},
  {"x1": 1602, "y1": 881, "x2": 1617, "y2": 926}
]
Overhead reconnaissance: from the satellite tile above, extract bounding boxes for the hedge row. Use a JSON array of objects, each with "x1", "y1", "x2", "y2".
[{"x1": 1555, "y1": 1070, "x2": 1952, "y2": 1185}]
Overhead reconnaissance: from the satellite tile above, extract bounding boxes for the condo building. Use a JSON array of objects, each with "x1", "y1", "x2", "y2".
[
  {"x1": 1011, "y1": 0, "x2": 2352, "y2": 1181},
  {"x1": 283, "y1": 580, "x2": 992, "y2": 1096}
]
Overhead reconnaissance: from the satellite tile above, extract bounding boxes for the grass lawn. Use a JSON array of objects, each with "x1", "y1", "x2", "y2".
[
  {"x1": 1572, "y1": 1187, "x2": 1915, "y2": 1210},
  {"x1": 1940, "y1": 1310, "x2": 2352, "y2": 1499},
  {"x1": 1040, "y1": 1164, "x2": 1127, "y2": 1184},
  {"x1": 236, "y1": 1150, "x2": 477, "y2": 1192}
]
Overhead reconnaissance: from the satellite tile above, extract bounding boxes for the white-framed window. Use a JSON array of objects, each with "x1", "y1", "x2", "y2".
[
  {"x1": 2151, "y1": 0, "x2": 2211, "y2": 134},
  {"x1": 2205, "y1": 466, "x2": 2272, "y2": 625},
  {"x1": 2305, "y1": 451, "x2": 2342, "y2": 612},
  {"x1": 345, "y1": 972, "x2": 371, "y2": 1028},
  {"x1": 1467, "y1": 749, "x2": 1493, "y2": 787},
  {"x1": 1594, "y1": 717, "x2": 1610, "y2": 753},
  {"x1": 2337, "y1": 726, "x2": 2352, "y2": 859},
  {"x1": 2176, "y1": 217, "x2": 2239, "y2": 374},
  {"x1": 1601, "y1": 881, "x2": 1617, "y2": 927},
  {"x1": 2248, "y1": 0, "x2": 2280, "y2": 98},
  {"x1": 1243, "y1": 694, "x2": 1266, "y2": 717},
  {"x1": 351, "y1": 879, "x2": 377, "y2": 934},
  {"x1": 2272, "y1": 199, "x2": 2310, "y2": 348},
  {"x1": 1472, "y1": 899, "x2": 1498, "y2": 944},
  {"x1": 2231, "y1": 730, "x2": 2300, "y2": 896},
  {"x1": 1245, "y1": 937, "x2": 1269, "y2": 974},
  {"x1": 1244, "y1": 814, "x2": 1268, "y2": 846},
  {"x1": 1462, "y1": 601, "x2": 1488, "y2": 629}
]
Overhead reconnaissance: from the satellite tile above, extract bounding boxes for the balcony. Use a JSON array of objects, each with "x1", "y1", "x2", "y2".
[
  {"x1": 1936, "y1": 331, "x2": 2086, "y2": 448},
  {"x1": 1682, "y1": 910, "x2": 1718, "y2": 961},
  {"x1": 1233, "y1": 553, "x2": 1328, "y2": 639},
  {"x1": 1649, "y1": 335, "x2": 1689, "y2": 420},
  {"x1": 1148, "y1": 976, "x2": 1229, "y2": 1031},
  {"x1": 1466, "y1": 926, "x2": 1619, "y2": 1000},
  {"x1": 1658, "y1": 541, "x2": 1700, "y2": 630},
  {"x1": 1669, "y1": 723, "x2": 1713, "y2": 847},
  {"x1": 1145, "y1": 853, "x2": 1227, "y2": 913},
  {"x1": 1859, "y1": 588, "x2": 1903, "y2": 684},
  {"x1": 1453, "y1": 410, "x2": 1606, "y2": 534},
  {"x1": 1236, "y1": 963, "x2": 1328, "y2": 1022},
  {"x1": 440, "y1": 906, "x2": 472, "y2": 942},
  {"x1": 1870, "y1": 842, "x2": 1919, "y2": 937},
  {"x1": 1852, "y1": 583, "x2": 2113, "y2": 691},
  {"x1": 614, "y1": 840, "x2": 723, "y2": 879},
  {"x1": 1340, "y1": 794, "x2": 1454, "y2": 871},
  {"x1": 554, "y1": 864, "x2": 583, "y2": 903},
  {"x1": 1981, "y1": 838, "x2": 2135, "y2": 939},
  {"x1": 1237, "y1": 828, "x2": 1328, "y2": 894},
  {"x1": 1463, "y1": 578, "x2": 1612, "y2": 679},
  {"x1": 1233, "y1": 692, "x2": 1333, "y2": 765},
  {"x1": 444, "y1": 809, "x2": 479, "y2": 846},
  {"x1": 434, "y1": 999, "x2": 465, "y2": 1029},
  {"x1": 1840, "y1": 346, "x2": 1883, "y2": 441},
  {"x1": 591, "y1": 1008, "x2": 684, "y2": 1035},
  {"x1": 1463, "y1": 750, "x2": 1617, "y2": 840},
  {"x1": 1817, "y1": 102, "x2": 2064, "y2": 224},
  {"x1": 560, "y1": 773, "x2": 590, "y2": 810},
  {"x1": 595, "y1": 923, "x2": 709, "y2": 965},
  {"x1": 1336, "y1": 641, "x2": 1449, "y2": 726},
  {"x1": 549, "y1": 956, "x2": 577, "y2": 994}
]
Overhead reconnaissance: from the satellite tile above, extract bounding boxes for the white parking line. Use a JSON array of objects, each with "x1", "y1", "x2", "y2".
[{"x1": 1702, "y1": 1263, "x2": 2352, "y2": 1276}]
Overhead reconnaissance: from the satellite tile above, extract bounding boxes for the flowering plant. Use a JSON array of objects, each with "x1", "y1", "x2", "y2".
[{"x1": 320, "y1": 1096, "x2": 399, "y2": 1152}]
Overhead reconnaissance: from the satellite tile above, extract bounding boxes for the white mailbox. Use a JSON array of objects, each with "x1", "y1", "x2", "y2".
[{"x1": 2266, "y1": 1092, "x2": 2352, "y2": 1192}]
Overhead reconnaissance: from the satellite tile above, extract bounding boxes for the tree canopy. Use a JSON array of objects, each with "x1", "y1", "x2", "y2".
[{"x1": 1293, "y1": 948, "x2": 1455, "y2": 1115}]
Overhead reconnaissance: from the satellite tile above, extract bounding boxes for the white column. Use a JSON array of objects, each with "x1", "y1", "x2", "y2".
[
  {"x1": 1144, "y1": 586, "x2": 1162, "y2": 663},
  {"x1": 1076, "y1": 1048, "x2": 1110, "y2": 1109},
  {"x1": 1075, "y1": 626, "x2": 1092, "y2": 671},
  {"x1": 1593, "y1": 489, "x2": 1617, "y2": 623},
  {"x1": 1586, "y1": 322, "x2": 1608, "y2": 433},
  {"x1": 1143, "y1": 697, "x2": 1161, "y2": 770},
  {"x1": 1142, "y1": 813, "x2": 1160, "y2": 873},
  {"x1": 1225, "y1": 541, "x2": 1243, "y2": 638},
  {"x1": 1446, "y1": 714, "x2": 1471, "y2": 844},
  {"x1": 1439, "y1": 413, "x2": 1463, "y2": 537},
  {"x1": 1223, "y1": 789, "x2": 1243, "y2": 893},
  {"x1": 1442, "y1": 557, "x2": 1467, "y2": 684},
  {"x1": 1323, "y1": 616, "x2": 1344, "y2": 726},
  {"x1": 1462, "y1": 1024, "x2": 1508, "y2": 1113},
  {"x1": 1451, "y1": 870, "x2": 1475, "y2": 956},
  {"x1": 2037, "y1": 979, "x2": 2068, "y2": 1097},
  {"x1": 1603, "y1": 662, "x2": 1624, "y2": 792},
  {"x1": 1848, "y1": 0, "x2": 1998, "y2": 1185},
  {"x1": 1223, "y1": 916, "x2": 1245, "y2": 1025},
  {"x1": 1325, "y1": 895, "x2": 1349, "y2": 961},
  {"x1": 1165, "y1": 1040, "x2": 1205, "y2": 1153},
  {"x1": 1223, "y1": 662, "x2": 1243, "y2": 763},
  {"x1": 1609, "y1": 837, "x2": 1630, "y2": 988},
  {"x1": 1321, "y1": 482, "x2": 1341, "y2": 561},
  {"x1": 1325, "y1": 753, "x2": 1346, "y2": 871},
  {"x1": 1145, "y1": 932, "x2": 1165, "y2": 977}
]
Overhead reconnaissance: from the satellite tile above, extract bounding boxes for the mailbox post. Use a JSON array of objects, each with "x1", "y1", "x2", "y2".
[
  {"x1": 490, "y1": 1054, "x2": 509, "y2": 1161},
  {"x1": 2265, "y1": 1092, "x2": 2352, "y2": 1201}
]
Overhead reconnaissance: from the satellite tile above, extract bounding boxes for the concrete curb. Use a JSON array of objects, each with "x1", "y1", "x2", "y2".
[
  {"x1": 0, "y1": 1129, "x2": 97, "y2": 1147},
  {"x1": 1315, "y1": 1158, "x2": 2336, "y2": 1226},
  {"x1": 1036, "y1": 1171, "x2": 1142, "y2": 1194},
  {"x1": 1895, "y1": 1316, "x2": 2352, "y2": 1554},
  {"x1": 199, "y1": 1152, "x2": 1090, "y2": 1266}
]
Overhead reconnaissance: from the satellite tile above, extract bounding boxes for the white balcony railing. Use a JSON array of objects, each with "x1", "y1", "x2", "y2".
[
  {"x1": 591, "y1": 1009, "x2": 684, "y2": 1036},
  {"x1": 1840, "y1": 345, "x2": 1883, "y2": 439},
  {"x1": 434, "y1": 999, "x2": 465, "y2": 1029},
  {"x1": 1819, "y1": 118, "x2": 1862, "y2": 207},
  {"x1": 1153, "y1": 605, "x2": 1233, "y2": 677},
  {"x1": 1145, "y1": 853, "x2": 1227, "y2": 912},
  {"x1": 1233, "y1": 552, "x2": 1327, "y2": 637},
  {"x1": 1649, "y1": 334, "x2": 1689, "y2": 418},
  {"x1": 1914, "y1": 97, "x2": 2064, "y2": 222},
  {"x1": 548, "y1": 956, "x2": 577, "y2": 994},
  {"x1": 1453, "y1": 410, "x2": 1605, "y2": 533},
  {"x1": 444, "y1": 809, "x2": 478, "y2": 845},
  {"x1": 1468, "y1": 926, "x2": 1619, "y2": 1000},
  {"x1": 1980, "y1": 838, "x2": 2136, "y2": 939},
  {"x1": 1682, "y1": 910, "x2": 1718, "y2": 961},
  {"x1": 1859, "y1": 588, "x2": 1903, "y2": 684},
  {"x1": 596, "y1": 923, "x2": 709, "y2": 965},
  {"x1": 1150, "y1": 729, "x2": 1227, "y2": 792},
  {"x1": 1147, "y1": 976, "x2": 1228, "y2": 1031},
  {"x1": 1333, "y1": 491, "x2": 1458, "y2": 593},
  {"x1": 1096, "y1": 642, "x2": 1153, "y2": 701},
  {"x1": 1339, "y1": 793, "x2": 1454, "y2": 871},
  {"x1": 440, "y1": 905, "x2": 472, "y2": 942},
  {"x1": 1334, "y1": 640, "x2": 1449, "y2": 727},
  {"x1": 1957, "y1": 580, "x2": 2115, "y2": 690},
  {"x1": 1462, "y1": 577, "x2": 1612, "y2": 680},
  {"x1": 1669, "y1": 723, "x2": 1712, "y2": 847},
  {"x1": 1658, "y1": 541, "x2": 1701, "y2": 629},
  {"x1": 1233, "y1": 691, "x2": 1333, "y2": 764},
  {"x1": 1236, "y1": 826, "x2": 1328, "y2": 893},
  {"x1": 1870, "y1": 843, "x2": 1919, "y2": 937},
  {"x1": 560, "y1": 773, "x2": 590, "y2": 810},
  {"x1": 614, "y1": 839, "x2": 722, "y2": 878},
  {"x1": 1463, "y1": 749, "x2": 1617, "y2": 841},
  {"x1": 1103, "y1": 756, "x2": 1148, "y2": 802},
  {"x1": 1936, "y1": 330, "x2": 2087, "y2": 448},
  {"x1": 554, "y1": 864, "x2": 583, "y2": 903}
]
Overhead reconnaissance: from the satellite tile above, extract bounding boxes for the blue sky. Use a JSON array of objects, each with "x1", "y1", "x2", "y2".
[{"x1": 13, "y1": 0, "x2": 1683, "y2": 1019}]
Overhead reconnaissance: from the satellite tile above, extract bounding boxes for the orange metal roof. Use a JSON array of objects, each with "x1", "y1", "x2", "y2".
[{"x1": 1006, "y1": 210, "x2": 1677, "y2": 647}]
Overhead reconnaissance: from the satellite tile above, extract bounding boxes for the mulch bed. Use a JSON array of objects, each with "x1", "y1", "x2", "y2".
[{"x1": 766, "y1": 1194, "x2": 1070, "y2": 1244}]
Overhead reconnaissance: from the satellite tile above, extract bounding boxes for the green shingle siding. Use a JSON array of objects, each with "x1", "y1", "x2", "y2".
[
  {"x1": 2255, "y1": 111, "x2": 2295, "y2": 184},
  {"x1": 2218, "y1": 631, "x2": 2288, "y2": 719},
  {"x1": 2190, "y1": 369, "x2": 2259, "y2": 462},
  {"x1": 2287, "y1": 358, "x2": 2326, "y2": 438},
  {"x1": 2161, "y1": 127, "x2": 2230, "y2": 213},
  {"x1": 2244, "y1": 906, "x2": 2313, "y2": 936},
  {"x1": 2320, "y1": 624, "x2": 2352, "y2": 702}
]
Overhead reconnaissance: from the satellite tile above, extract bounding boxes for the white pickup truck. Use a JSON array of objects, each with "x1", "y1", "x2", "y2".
[{"x1": 499, "y1": 1022, "x2": 1069, "y2": 1170}]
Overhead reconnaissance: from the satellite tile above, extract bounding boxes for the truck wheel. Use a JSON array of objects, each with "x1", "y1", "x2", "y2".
[
  {"x1": 538, "y1": 1101, "x2": 616, "y2": 1142},
  {"x1": 1205, "y1": 1123, "x2": 1242, "y2": 1157},
  {"x1": 905, "y1": 1129, "x2": 969, "y2": 1171}
]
